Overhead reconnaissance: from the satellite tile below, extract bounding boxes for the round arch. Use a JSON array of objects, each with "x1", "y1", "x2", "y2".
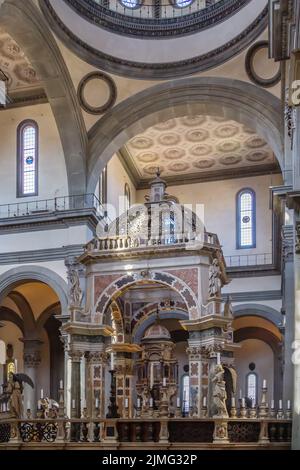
[
  {"x1": 92, "y1": 271, "x2": 200, "y2": 323},
  {"x1": 0, "y1": 0, "x2": 87, "y2": 195},
  {"x1": 87, "y1": 77, "x2": 284, "y2": 192},
  {"x1": 0, "y1": 306, "x2": 24, "y2": 335},
  {"x1": 233, "y1": 304, "x2": 282, "y2": 328},
  {"x1": 133, "y1": 310, "x2": 189, "y2": 344},
  {"x1": 0, "y1": 266, "x2": 68, "y2": 314}
]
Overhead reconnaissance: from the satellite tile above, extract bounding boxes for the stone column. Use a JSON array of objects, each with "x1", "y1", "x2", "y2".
[
  {"x1": 186, "y1": 344, "x2": 209, "y2": 417},
  {"x1": 68, "y1": 349, "x2": 82, "y2": 418},
  {"x1": 115, "y1": 354, "x2": 134, "y2": 418},
  {"x1": 282, "y1": 225, "x2": 294, "y2": 404},
  {"x1": 86, "y1": 350, "x2": 107, "y2": 418},
  {"x1": 22, "y1": 339, "x2": 42, "y2": 415},
  {"x1": 293, "y1": 220, "x2": 300, "y2": 449}
]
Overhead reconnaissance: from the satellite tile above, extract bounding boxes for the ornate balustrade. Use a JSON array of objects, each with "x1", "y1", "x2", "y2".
[
  {"x1": 86, "y1": 231, "x2": 220, "y2": 253},
  {"x1": 0, "y1": 417, "x2": 292, "y2": 449}
]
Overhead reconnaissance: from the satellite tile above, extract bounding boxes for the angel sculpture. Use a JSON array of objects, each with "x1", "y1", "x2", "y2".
[{"x1": 4, "y1": 373, "x2": 34, "y2": 418}]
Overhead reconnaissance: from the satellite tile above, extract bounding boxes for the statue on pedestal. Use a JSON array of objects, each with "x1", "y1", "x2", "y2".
[
  {"x1": 4, "y1": 373, "x2": 34, "y2": 418},
  {"x1": 211, "y1": 365, "x2": 228, "y2": 418},
  {"x1": 208, "y1": 258, "x2": 221, "y2": 299}
]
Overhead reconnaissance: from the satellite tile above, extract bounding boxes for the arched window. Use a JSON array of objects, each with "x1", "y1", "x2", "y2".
[
  {"x1": 181, "y1": 374, "x2": 190, "y2": 414},
  {"x1": 124, "y1": 183, "x2": 131, "y2": 212},
  {"x1": 120, "y1": 0, "x2": 139, "y2": 8},
  {"x1": 175, "y1": 0, "x2": 193, "y2": 7},
  {"x1": 99, "y1": 166, "x2": 107, "y2": 206},
  {"x1": 246, "y1": 372, "x2": 257, "y2": 405},
  {"x1": 17, "y1": 120, "x2": 38, "y2": 197},
  {"x1": 236, "y1": 188, "x2": 256, "y2": 249}
]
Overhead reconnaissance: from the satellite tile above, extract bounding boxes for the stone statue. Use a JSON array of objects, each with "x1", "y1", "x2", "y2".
[
  {"x1": 224, "y1": 295, "x2": 233, "y2": 317},
  {"x1": 211, "y1": 365, "x2": 229, "y2": 418},
  {"x1": 190, "y1": 387, "x2": 198, "y2": 416},
  {"x1": 208, "y1": 258, "x2": 221, "y2": 298},
  {"x1": 6, "y1": 374, "x2": 22, "y2": 418},
  {"x1": 68, "y1": 265, "x2": 83, "y2": 307}
]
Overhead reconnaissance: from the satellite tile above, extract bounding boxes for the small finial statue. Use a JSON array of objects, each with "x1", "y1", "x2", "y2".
[
  {"x1": 68, "y1": 264, "x2": 83, "y2": 307},
  {"x1": 208, "y1": 258, "x2": 221, "y2": 299}
]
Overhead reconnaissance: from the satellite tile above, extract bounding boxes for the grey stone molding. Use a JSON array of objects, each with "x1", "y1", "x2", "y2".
[
  {"x1": 0, "y1": 244, "x2": 84, "y2": 265},
  {"x1": 226, "y1": 264, "x2": 280, "y2": 278},
  {"x1": 1, "y1": 88, "x2": 48, "y2": 110},
  {"x1": 87, "y1": 77, "x2": 284, "y2": 193},
  {"x1": 77, "y1": 71, "x2": 117, "y2": 115},
  {"x1": 40, "y1": 0, "x2": 268, "y2": 79},
  {"x1": 245, "y1": 40, "x2": 281, "y2": 88},
  {"x1": 0, "y1": 0, "x2": 87, "y2": 195},
  {"x1": 0, "y1": 208, "x2": 100, "y2": 235},
  {"x1": 222, "y1": 290, "x2": 282, "y2": 303}
]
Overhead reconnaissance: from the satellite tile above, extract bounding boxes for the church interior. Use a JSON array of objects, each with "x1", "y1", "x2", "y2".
[{"x1": 0, "y1": 0, "x2": 299, "y2": 450}]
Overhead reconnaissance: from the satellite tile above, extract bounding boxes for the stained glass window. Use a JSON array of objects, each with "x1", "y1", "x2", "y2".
[
  {"x1": 17, "y1": 120, "x2": 38, "y2": 197},
  {"x1": 237, "y1": 189, "x2": 256, "y2": 248},
  {"x1": 121, "y1": 0, "x2": 139, "y2": 8},
  {"x1": 175, "y1": 0, "x2": 193, "y2": 7},
  {"x1": 182, "y1": 374, "x2": 190, "y2": 414}
]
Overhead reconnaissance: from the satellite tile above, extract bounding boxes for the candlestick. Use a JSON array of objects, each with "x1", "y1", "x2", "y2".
[
  {"x1": 137, "y1": 398, "x2": 141, "y2": 408},
  {"x1": 27, "y1": 400, "x2": 30, "y2": 410},
  {"x1": 239, "y1": 389, "x2": 242, "y2": 399},
  {"x1": 216, "y1": 353, "x2": 221, "y2": 365},
  {"x1": 95, "y1": 398, "x2": 99, "y2": 409},
  {"x1": 271, "y1": 399, "x2": 275, "y2": 409},
  {"x1": 110, "y1": 352, "x2": 114, "y2": 370},
  {"x1": 177, "y1": 397, "x2": 180, "y2": 408},
  {"x1": 231, "y1": 397, "x2": 236, "y2": 408},
  {"x1": 40, "y1": 389, "x2": 44, "y2": 399},
  {"x1": 279, "y1": 399, "x2": 283, "y2": 409},
  {"x1": 59, "y1": 380, "x2": 63, "y2": 389},
  {"x1": 72, "y1": 399, "x2": 76, "y2": 409},
  {"x1": 163, "y1": 377, "x2": 167, "y2": 387},
  {"x1": 287, "y1": 400, "x2": 291, "y2": 410},
  {"x1": 242, "y1": 398, "x2": 245, "y2": 407},
  {"x1": 149, "y1": 398, "x2": 153, "y2": 408},
  {"x1": 125, "y1": 398, "x2": 129, "y2": 409},
  {"x1": 203, "y1": 396, "x2": 207, "y2": 408},
  {"x1": 263, "y1": 379, "x2": 267, "y2": 389}
]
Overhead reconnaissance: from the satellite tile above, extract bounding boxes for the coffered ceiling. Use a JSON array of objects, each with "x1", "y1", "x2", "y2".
[{"x1": 121, "y1": 115, "x2": 280, "y2": 188}]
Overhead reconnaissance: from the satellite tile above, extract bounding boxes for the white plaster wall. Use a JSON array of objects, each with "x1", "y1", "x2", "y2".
[
  {"x1": 0, "y1": 260, "x2": 67, "y2": 282},
  {"x1": 0, "y1": 103, "x2": 68, "y2": 205},
  {"x1": 235, "y1": 338, "x2": 274, "y2": 404},
  {"x1": 0, "y1": 225, "x2": 92, "y2": 253},
  {"x1": 137, "y1": 174, "x2": 282, "y2": 259},
  {"x1": 106, "y1": 154, "x2": 136, "y2": 221}
]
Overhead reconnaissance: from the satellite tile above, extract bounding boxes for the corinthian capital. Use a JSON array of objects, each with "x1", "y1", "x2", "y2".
[{"x1": 23, "y1": 350, "x2": 41, "y2": 368}]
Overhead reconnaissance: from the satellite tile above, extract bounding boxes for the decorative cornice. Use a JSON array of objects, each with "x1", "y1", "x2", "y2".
[
  {"x1": 40, "y1": 0, "x2": 268, "y2": 79},
  {"x1": 221, "y1": 290, "x2": 282, "y2": 302},
  {"x1": 64, "y1": 0, "x2": 251, "y2": 38},
  {"x1": 135, "y1": 164, "x2": 281, "y2": 190},
  {"x1": 0, "y1": 208, "x2": 100, "y2": 235}
]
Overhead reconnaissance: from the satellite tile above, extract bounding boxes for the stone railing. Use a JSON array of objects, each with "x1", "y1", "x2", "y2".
[
  {"x1": 86, "y1": 232, "x2": 219, "y2": 253},
  {"x1": 0, "y1": 416, "x2": 292, "y2": 449}
]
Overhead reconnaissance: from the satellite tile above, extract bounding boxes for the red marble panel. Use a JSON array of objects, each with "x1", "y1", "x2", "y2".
[
  {"x1": 166, "y1": 268, "x2": 198, "y2": 298},
  {"x1": 94, "y1": 274, "x2": 121, "y2": 302}
]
